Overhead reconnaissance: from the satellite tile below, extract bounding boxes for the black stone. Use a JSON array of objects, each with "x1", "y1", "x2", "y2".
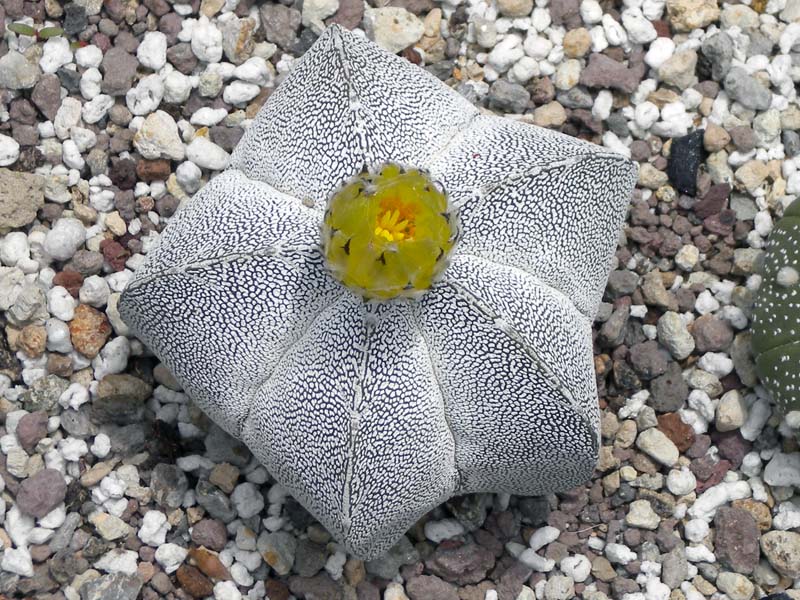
[
  {"x1": 56, "y1": 67, "x2": 82, "y2": 94},
  {"x1": 667, "y1": 129, "x2": 706, "y2": 196},
  {"x1": 63, "y1": 3, "x2": 88, "y2": 36}
]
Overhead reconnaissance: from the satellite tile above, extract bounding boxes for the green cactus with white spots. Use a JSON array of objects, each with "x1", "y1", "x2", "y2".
[{"x1": 752, "y1": 198, "x2": 800, "y2": 413}]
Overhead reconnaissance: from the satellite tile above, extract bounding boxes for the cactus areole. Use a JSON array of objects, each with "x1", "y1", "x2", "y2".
[{"x1": 752, "y1": 198, "x2": 800, "y2": 413}]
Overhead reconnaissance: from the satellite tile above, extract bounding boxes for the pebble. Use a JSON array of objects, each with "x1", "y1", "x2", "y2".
[
  {"x1": 760, "y1": 531, "x2": 800, "y2": 577},
  {"x1": 186, "y1": 137, "x2": 230, "y2": 171},
  {"x1": 137, "y1": 31, "x2": 168, "y2": 71},
  {"x1": 724, "y1": 68, "x2": 772, "y2": 111},
  {"x1": 364, "y1": 7, "x2": 424, "y2": 54},
  {"x1": 0, "y1": 51, "x2": 41, "y2": 90},
  {"x1": 16, "y1": 468, "x2": 66, "y2": 518},
  {"x1": 134, "y1": 110, "x2": 185, "y2": 161},
  {"x1": 625, "y1": 499, "x2": 661, "y2": 529},
  {"x1": 40, "y1": 37, "x2": 73, "y2": 74},
  {"x1": 0, "y1": 135, "x2": 21, "y2": 167},
  {"x1": 0, "y1": 547, "x2": 34, "y2": 577},
  {"x1": 155, "y1": 543, "x2": 188, "y2": 574},
  {"x1": 90, "y1": 511, "x2": 132, "y2": 541},
  {"x1": 636, "y1": 428, "x2": 679, "y2": 467},
  {"x1": 257, "y1": 531, "x2": 296, "y2": 576}
]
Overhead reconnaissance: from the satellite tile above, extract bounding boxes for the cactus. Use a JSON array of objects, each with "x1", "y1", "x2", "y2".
[{"x1": 752, "y1": 198, "x2": 800, "y2": 412}]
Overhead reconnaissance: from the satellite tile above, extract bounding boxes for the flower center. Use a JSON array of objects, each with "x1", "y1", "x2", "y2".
[{"x1": 322, "y1": 163, "x2": 458, "y2": 300}]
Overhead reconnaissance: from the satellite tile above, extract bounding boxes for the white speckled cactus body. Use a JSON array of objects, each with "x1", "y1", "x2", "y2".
[
  {"x1": 752, "y1": 198, "x2": 800, "y2": 413},
  {"x1": 119, "y1": 25, "x2": 637, "y2": 559}
]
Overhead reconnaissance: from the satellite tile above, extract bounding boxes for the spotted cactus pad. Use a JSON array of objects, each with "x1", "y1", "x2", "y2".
[
  {"x1": 752, "y1": 198, "x2": 800, "y2": 413},
  {"x1": 119, "y1": 25, "x2": 637, "y2": 559}
]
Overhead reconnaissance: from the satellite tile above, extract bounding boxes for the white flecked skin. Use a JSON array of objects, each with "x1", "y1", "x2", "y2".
[{"x1": 119, "y1": 25, "x2": 637, "y2": 559}]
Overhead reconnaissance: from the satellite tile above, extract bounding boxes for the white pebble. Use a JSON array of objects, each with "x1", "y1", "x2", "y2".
[
  {"x1": 137, "y1": 31, "x2": 168, "y2": 71},
  {"x1": 83, "y1": 94, "x2": 114, "y2": 124},
  {"x1": 155, "y1": 543, "x2": 187, "y2": 574},
  {"x1": 190, "y1": 107, "x2": 229, "y2": 127},
  {"x1": 44, "y1": 218, "x2": 86, "y2": 262},
  {"x1": 186, "y1": 137, "x2": 230, "y2": 170},
  {"x1": 58, "y1": 437, "x2": 89, "y2": 461},
  {"x1": 176, "y1": 161, "x2": 203, "y2": 194},
  {"x1": 644, "y1": 37, "x2": 674, "y2": 68},
  {"x1": 75, "y1": 45, "x2": 103, "y2": 68},
  {"x1": 79, "y1": 275, "x2": 110, "y2": 307},
  {"x1": 518, "y1": 548, "x2": 555, "y2": 571},
  {"x1": 192, "y1": 16, "x2": 224, "y2": 63},
  {"x1": 687, "y1": 481, "x2": 751, "y2": 521},
  {"x1": 126, "y1": 75, "x2": 165, "y2": 116},
  {"x1": 40, "y1": 37, "x2": 73, "y2": 74},
  {"x1": 214, "y1": 580, "x2": 243, "y2": 600},
  {"x1": 46, "y1": 318, "x2": 73, "y2": 353},
  {"x1": 605, "y1": 543, "x2": 637, "y2": 564},
  {"x1": 424, "y1": 518, "x2": 464, "y2": 543},
  {"x1": 0, "y1": 547, "x2": 34, "y2": 577},
  {"x1": 223, "y1": 81, "x2": 260, "y2": 105},
  {"x1": 0, "y1": 135, "x2": 20, "y2": 167},
  {"x1": 666, "y1": 467, "x2": 696, "y2": 496},
  {"x1": 231, "y1": 482, "x2": 264, "y2": 519},
  {"x1": 560, "y1": 554, "x2": 591, "y2": 582},
  {"x1": 139, "y1": 510, "x2": 170, "y2": 546},
  {"x1": 529, "y1": 525, "x2": 560, "y2": 551},
  {"x1": 90, "y1": 433, "x2": 111, "y2": 459}
]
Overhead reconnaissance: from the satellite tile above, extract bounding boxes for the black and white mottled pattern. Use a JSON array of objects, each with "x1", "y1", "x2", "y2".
[{"x1": 119, "y1": 25, "x2": 637, "y2": 559}]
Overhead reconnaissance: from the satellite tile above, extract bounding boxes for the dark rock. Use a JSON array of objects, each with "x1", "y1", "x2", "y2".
[
  {"x1": 667, "y1": 129, "x2": 705, "y2": 196},
  {"x1": 210, "y1": 126, "x2": 244, "y2": 152},
  {"x1": 714, "y1": 507, "x2": 759, "y2": 574},
  {"x1": 63, "y1": 3, "x2": 87, "y2": 35},
  {"x1": 693, "y1": 183, "x2": 730, "y2": 218},
  {"x1": 195, "y1": 479, "x2": 236, "y2": 522},
  {"x1": 605, "y1": 270, "x2": 639, "y2": 299},
  {"x1": 580, "y1": 54, "x2": 641, "y2": 94},
  {"x1": 288, "y1": 573, "x2": 343, "y2": 600},
  {"x1": 700, "y1": 32, "x2": 733, "y2": 81},
  {"x1": 406, "y1": 575, "x2": 458, "y2": 600},
  {"x1": 260, "y1": 4, "x2": 301, "y2": 50},
  {"x1": 648, "y1": 362, "x2": 689, "y2": 412},
  {"x1": 166, "y1": 42, "x2": 198, "y2": 74},
  {"x1": 16, "y1": 410, "x2": 48, "y2": 452},
  {"x1": 31, "y1": 74, "x2": 62, "y2": 121},
  {"x1": 729, "y1": 125, "x2": 756, "y2": 153},
  {"x1": 109, "y1": 157, "x2": 137, "y2": 190},
  {"x1": 16, "y1": 469, "x2": 67, "y2": 518},
  {"x1": 783, "y1": 130, "x2": 800, "y2": 157},
  {"x1": 191, "y1": 518, "x2": 228, "y2": 552},
  {"x1": 79, "y1": 572, "x2": 143, "y2": 600},
  {"x1": 724, "y1": 68, "x2": 771, "y2": 111},
  {"x1": 293, "y1": 539, "x2": 327, "y2": 577},
  {"x1": 425, "y1": 543, "x2": 495, "y2": 585},
  {"x1": 327, "y1": 0, "x2": 364, "y2": 29},
  {"x1": 151, "y1": 463, "x2": 189, "y2": 509},
  {"x1": 101, "y1": 48, "x2": 139, "y2": 96},
  {"x1": 710, "y1": 429, "x2": 750, "y2": 469},
  {"x1": 692, "y1": 314, "x2": 733, "y2": 352},
  {"x1": 549, "y1": 0, "x2": 580, "y2": 27},
  {"x1": 488, "y1": 79, "x2": 530, "y2": 114},
  {"x1": 629, "y1": 340, "x2": 669, "y2": 380}
]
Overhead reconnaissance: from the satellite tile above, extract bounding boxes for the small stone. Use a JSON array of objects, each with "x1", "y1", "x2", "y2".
[
  {"x1": 189, "y1": 547, "x2": 231, "y2": 580},
  {"x1": 192, "y1": 519, "x2": 228, "y2": 552},
  {"x1": 364, "y1": 7, "x2": 424, "y2": 54},
  {"x1": 302, "y1": 0, "x2": 339, "y2": 34},
  {"x1": 101, "y1": 47, "x2": 139, "y2": 96},
  {"x1": 406, "y1": 575, "x2": 458, "y2": 600},
  {"x1": 692, "y1": 314, "x2": 733, "y2": 352},
  {"x1": 424, "y1": 543, "x2": 495, "y2": 585},
  {"x1": 90, "y1": 512, "x2": 132, "y2": 541},
  {"x1": 658, "y1": 50, "x2": 697, "y2": 90},
  {"x1": 137, "y1": 31, "x2": 167, "y2": 71},
  {"x1": 0, "y1": 169, "x2": 44, "y2": 233},
  {"x1": 16, "y1": 410, "x2": 48, "y2": 452},
  {"x1": 716, "y1": 571, "x2": 754, "y2": 600},
  {"x1": 760, "y1": 531, "x2": 800, "y2": 578},
  {"x1": 209, "y1": 463, "x2": 239, "y2": 494},
  {"x1": 220, "y1": 15, "x2": 257, "y2": 64},
  {"x1": 544, "y1": 575, "x2": 574, "y2": 600},
  {"x1": 79, "y1": 572, "x2": 143, "y2": 600},
  {"x1": 625, "y1": 500, "x2": 661, "y2": 530},
  {"x1": 186, "y1": 137, "x2": 230, "y2": 171},
  {"x1": 69, "y1": 304, "x2": 112, "y2": 358},
  {"x1": 715, "y1": 507, "x2": 760, "y2": 574},
  {"x1": 260, "y1": 4, "x2": 302, "y2": 50},
  {"x1": 497, "y1": 0, "x2": 533, "y2": 17},
  {"x1": 667, "y1": 129, "x2": 705, "y2": 196},
  {"x1": 723, "y1": 68, "x2": 771, "y2": 111},
  {"x1": 134, "y1": 111, "x2": 185, "y2": 161},
  {"x1": 16, "y1": 469, "x2": 67, "y2": 518},
  {"x1": 177, "y1": 564, "x2": 214, "y2": 598},
  {"x1": 657, "y1": 312, "x2": 694, "y2": 359},
  {"x1": 533, "y1": 101, "x2": 567, "y2": 127},
  {"x1": 636, "y1": 428, "x2": 679, "y2": 467},
  {"x1": 735, "y1": 160, "x2": 769, "y2": 193},
  {"x1": 0, "y1": 51, "x2": 41, "y2": 90},
  {"x1": 293, "y1": 539, "x2": 328, "y2": 577},
  {"x1": 580, "y1": 53, "x2": 641, "y2": 93},
  {"x1": 0, "y1": 547, "x2": 34, "y2": 577},
  {"x1": 488, "y1": 79, "x2": 530, "y2": 114},
  {"x1": 649, "y1": 363, "x2": 689, "y2": 412},
  {"x1": 155, "y1": 543, "x2": 188, "y2": 574},
  {"x1": 666, "y1": 0, "x2": 720, "y2": 32},
  {"x1": 657, "y1": 412, "x2": 694, "y2": 452},
  {"x1": 715, "y1": 390, "x2": 746, "y2": 432},
  {"x1": 563, "y1": 28, "x2": 591, "y2": 58},
  {"x1": 258, "y1": 531, "x2": 297, "y2": 576},
  {"x1": 151, "y1": 463, "x2": 189, "y2": 509},
  {"x1": 700, "y1": 32, "x2": 733, "y2": 82}
]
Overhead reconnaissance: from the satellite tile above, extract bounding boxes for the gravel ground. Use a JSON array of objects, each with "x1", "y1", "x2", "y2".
[{"x1": 1, "y1": 0, "x2": 800, "y2": 599}]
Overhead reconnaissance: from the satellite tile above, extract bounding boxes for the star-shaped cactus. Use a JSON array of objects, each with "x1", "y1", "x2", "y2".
[{"x1": 119, "y1": 25, "x2": 637, "y2": 559}]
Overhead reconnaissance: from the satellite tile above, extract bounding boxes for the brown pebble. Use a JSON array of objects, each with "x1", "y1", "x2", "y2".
[
  {"x1": 100, "y1": 238, "x2": 131, "y2": 272},
  {"x1": 656, "y1": 413, "x2": 695, "y2": 452},
  {"x1": 18, "y1": 325, "x2": 46, "y2": 358},
  {"x1": 69, "y1": 304, "x2": 112, "y2": 359},
  {"x1": 52, "y1": 269, "x2": 84, "y2": 297},
  {"x1": 47, "y1": 353, "x2": 73, "y2": 377},
  {"x1": 189, "y1": 546, "x2": 231, "y2": 580},
  {"x1": 136, "y1": 158, "x2": 172, "y2": 182},
  {"x1": 177, "y1": 564, "x2": 214, "y2": 598}
]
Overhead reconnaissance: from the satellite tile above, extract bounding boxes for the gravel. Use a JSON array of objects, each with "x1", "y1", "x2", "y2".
[{"x1": 0, "y1": 0, "x2": 799, "y2": 598}]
